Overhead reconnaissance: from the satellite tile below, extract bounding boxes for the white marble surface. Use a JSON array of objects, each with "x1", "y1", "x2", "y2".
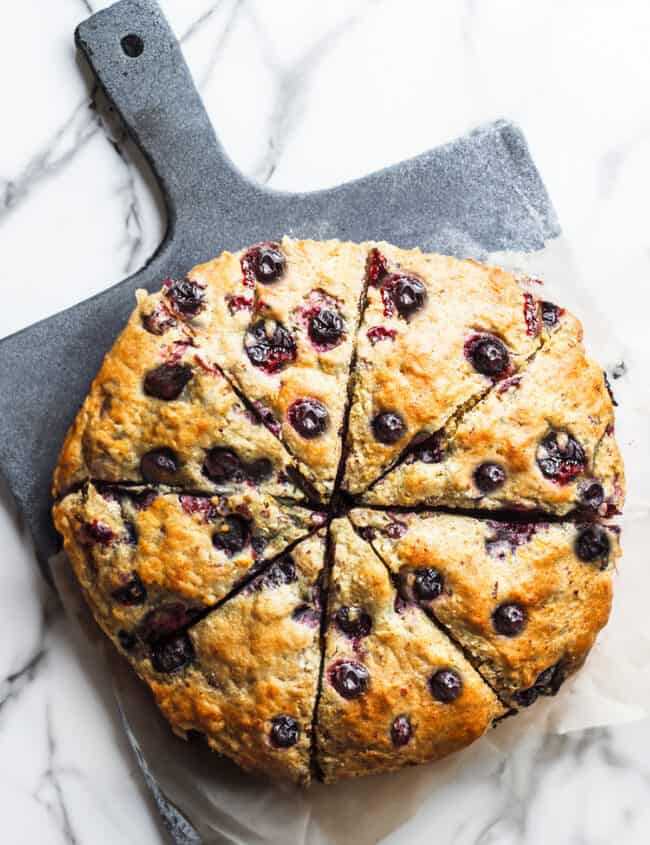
[{"x1": 1, "y1": 1, "x2": 650, "y2": 843}]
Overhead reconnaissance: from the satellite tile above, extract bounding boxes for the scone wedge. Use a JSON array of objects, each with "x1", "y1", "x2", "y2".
[
  {"x1": 190, "y1": 238, "x2": 369, "y2": 501},
  {"x1": 147, "y1": 530, "x2": 326, "y2": 785},
  {"x1": 350, "y1": 509, "x2": 620, "y2": 708},
  {"x1": 342, "y1": 244, "x2": 543, "y2": 494},
  {"x1": 53, "y1": 482, "x2": 323, "y2": 633},
  {"x1": 364, "y1": 308, "x2": 625, "y2": 515},
  {"x1": 315, "y1": 518, "x2": 503, "y2": 781},
  {"x1": 53, "y1": 288, "x2": 306, "y2": 502}
]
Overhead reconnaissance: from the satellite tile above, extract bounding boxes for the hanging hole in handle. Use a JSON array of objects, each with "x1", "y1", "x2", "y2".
[{"x1": 121, "y1": 34, "x2": 144, "y2": 58}]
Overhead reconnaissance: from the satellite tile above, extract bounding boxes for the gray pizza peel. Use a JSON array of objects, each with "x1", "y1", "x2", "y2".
[{"x1": 0, "y1": 0, "x2": 559, "y2": 583}]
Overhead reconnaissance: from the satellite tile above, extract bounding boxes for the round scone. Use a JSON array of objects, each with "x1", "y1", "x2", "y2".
[{"x1": 52, "y1": 238, "x2": 625, "y2": 784}]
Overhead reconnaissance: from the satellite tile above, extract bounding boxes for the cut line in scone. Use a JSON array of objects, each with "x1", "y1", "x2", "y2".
[
  {"x1": 188, "y1": 238, "x2": 370, "y2": 501},
  {"x1": 53, "y1": 481, "x2": 324, "y2": 627},
  {"x1": 315, "y1": 518, "x2": 504, "y2": 782},
  {"x1": 348, "y1": 509, "x2": 620, "y2": 708},
  {"x1": 146, "y1": 530, "x2": 325, "y2": 786},
  {"x1": 362, "y1": 306, "x2": 625, "y2": 515},
  {"x1": 341, "y1": 243, "x2": 544, "y2": 495},
  {"x1": 53, "y1": 287, "x2": 310, "y2": 503}
]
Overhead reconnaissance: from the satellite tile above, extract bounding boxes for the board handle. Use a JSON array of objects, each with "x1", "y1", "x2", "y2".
[{"x1": 75, "y1": 0, "x2": 251, "y2": 229}]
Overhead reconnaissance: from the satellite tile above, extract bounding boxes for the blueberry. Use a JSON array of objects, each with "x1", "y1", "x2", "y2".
[
  {"x1": 329, "y1": 660, "x2": 369, "y2": 699},
  {"x1": 250, "y1": 535, "x2": 267, "y2": 557},
  {"x1": 141, "y1": 306, "x2": 176, "y2": 335},
  {"x1": 292, "y1": 605, "x2": 321, "y2": 628},
  {"x1": 150, "y1": 633, "x2": 195, "y2": 673},
  {"x1": 82, "y1": 519, "x2": 114, "y2": 545},
  {"x1": 368, "y1": 248, "x2": 389, "y2": 286},
  {"x1": 288, "y1": 398, "x2": 329, "y2": 438},
  {"x1": 541, "y1": 301, "x2": 561, "y2": 328},
  {"x1": 140, "y1": 448, "x2": 179, "y2": 482},
  {"x1": 575, "y1": 526, "x2": 610, "y2": 563},
  {"x1": 335, "y1": 606, "x2": 372, "y2": 639},
  {"x1": 514, "y1": 662, "x2": 565, "y2": 707},
  {"x1": 385, "y1": 274, "x2": 427, "y2": 318},
  {"x1": 118, "y1": 630, "x2": 137, "y2": 651},
  {"x1": 473, "y1": 462, "x2": 506, "y2": 494},
  {"x1": 246, "y1": 458, "x2": 273, "y2": 482},
  {"x1": 466, "y1": 335, "x2": 510, "y2": 378},
  {"x1": 385, "y1": 522, "x2": 407, "y2": 539},
  {"x1": 485, "y1": 522, "x2": 537, "y2": 559},
  {"x1": 413, "y1": 568, "x2": 444, "y2": 601},
  {"x1": 247, "y1": 243, "x2": 286, "y2": 284},
  {"x1": 513, "y1": 687, "x2": 538, "y2": 707},
  {"x1": 143, "y1": 364, "x2": 192, "y2": 400},
  {"x1": 523, "y1": 292, "x2": 540, "y2": 336},
  {"x1": 245, "y1": 320, "x2": 296, "y2": 373},
  {"x1": 164, "y1": 279, "x2": 205, "y2": 316},
  {"x1": 536, "y1": 431, "x2": 586, "y2": 484},
  {"x1": 580, "y1": 481, "x2": 605, "y2": 510},
  {"x1": 255, "y1": 557, "x2": 297, "y2": 590},
  {"x1": 111, "y1": 573, "x2": 147, "y2": 606},
  {"x1": 429, "y1": 668, "x2": 463, "y2": 703},
  {"x1": 203, "y1": 448, "x2": 245, "y2": 484},
  {"x1": 212, "y1": 515, "x2": 250, "y2": 556},
  {"x1": 139, "y1": 603, "x2": 200, "y2": 644},
  {"x1": 269, "y1": 715, "x2": 299, "y2": 748},
  {"x1": 308, "y1": 307, "x2": 345, "y2": 347},
  {"x1": 372, "y1": 411, "x2": 406, "y2": 444},
  {"x1": 390, "y1": 714, "x2": 412, "y2": 747},
  {"x1": 492, "y1": 603, "x2": 527, "y2": 636}
]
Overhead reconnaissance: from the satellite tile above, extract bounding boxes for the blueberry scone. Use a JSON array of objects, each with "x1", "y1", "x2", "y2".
[
  {"x1": 316, "y1": 518, "x2": 503, "y2": 781},
  {"x1": 147, "y1": 531, "x2": 325, "y2": 785},
  {"x1": 53, "y1": 481, "x2": 322, "y2": 635},
  {"x1": 349, "y1": 509, "x2": 620, "y2": 707},
  {"x1": 190, "y1": 239, "x2": 368, "y2": 500},
  {"x1": 364, "y1": 307, "x2": 624, "y2": 515},
  {"x1": 54, "y1": 287, "x2": 307, "y2": 501},
  {"x1": 342, "y1": 244, "x2": 543, "y2": 495},
  {"x1": 52, "y1": 238, "x2": 625, "y2": 785}
]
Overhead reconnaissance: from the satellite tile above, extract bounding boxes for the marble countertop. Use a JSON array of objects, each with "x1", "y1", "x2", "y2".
[{"x1": 2, "y1": 1, "x2": 650, "y2": 843}]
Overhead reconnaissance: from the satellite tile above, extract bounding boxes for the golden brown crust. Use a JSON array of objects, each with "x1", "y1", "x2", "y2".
[
  {"x1": 342, "y1": 244, "x2": 542, "y2": 494},
  {"x1": 316, "y1": 519, "x2": 503, "y2": 782},
  {"x1": 349, "y1": 509, "x2": 620, "y2": 705},
  {"x1": 364, "y1": 311, "x2": 625, "y2": 514}
]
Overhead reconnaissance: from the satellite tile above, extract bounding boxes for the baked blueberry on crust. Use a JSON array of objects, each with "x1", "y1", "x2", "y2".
[
  {"x1": 365, "y1": 310, "x2": 624, "y2": 516},
  {"x1": 53, "y1": 238, "x2": 624, "y2": 784},
  {"x1": 316, "y1": 519, "x2": 503, "y2": 781},
  {"x1": 350, "y1": 509, "x2": 620, "y2": 707}
]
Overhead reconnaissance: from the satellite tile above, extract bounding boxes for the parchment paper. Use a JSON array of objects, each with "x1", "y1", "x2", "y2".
[{"x1": 50, "y1": 232, "x2": 650, "y2": 845}]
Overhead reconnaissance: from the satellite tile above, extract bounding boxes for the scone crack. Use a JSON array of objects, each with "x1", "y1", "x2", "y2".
[
  {"x1": 344, "y1": 515, "x2": 508, "y2": 708},
  {"x1": 358, "y1": 312, "x2": 554, "y2": 500},
  {"x1": 347, "y1": 508, "x2": 619, "y2": 711}
]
